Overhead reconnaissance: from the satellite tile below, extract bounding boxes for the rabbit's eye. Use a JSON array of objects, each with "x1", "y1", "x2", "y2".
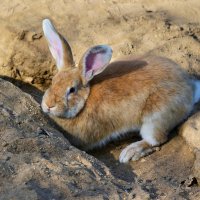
[
  {"x1": 69, "y1": 87, "x2": 75, "y2": 94},
  {"x1": 66, "y1": 87, "x2": 76, "y2": 97}
]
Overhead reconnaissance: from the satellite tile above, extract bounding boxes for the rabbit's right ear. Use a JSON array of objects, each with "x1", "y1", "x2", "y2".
[
  {"x1": 42, "y1": 19, "x2": 74, "y2": 70},
  {"x1": 79, "y1": 45, "x2": 112, "y2": 85}
]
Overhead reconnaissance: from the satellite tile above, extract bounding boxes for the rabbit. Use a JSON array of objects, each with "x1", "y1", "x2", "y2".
[{"x1": 41, "y1": 19, "x2": 200, "y2": 163}]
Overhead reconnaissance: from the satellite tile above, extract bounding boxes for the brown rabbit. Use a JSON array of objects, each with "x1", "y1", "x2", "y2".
[{"x1": 41, "y1": 19, "x2": 200, "y2": 163}]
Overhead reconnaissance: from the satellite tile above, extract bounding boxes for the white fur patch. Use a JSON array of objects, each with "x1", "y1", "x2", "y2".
[
  {"x1": 119, "y1": 140, "x2": 155, "y2": 163},
  {"x1": 119, "y1": 141, "x2": 143, "y2": 163},
  {"x1": 140, "y1": 122, "x2": 158, "y2": 146},
  {"x1": 140, "y1": 110, "x2": 165, "y2": 146}
]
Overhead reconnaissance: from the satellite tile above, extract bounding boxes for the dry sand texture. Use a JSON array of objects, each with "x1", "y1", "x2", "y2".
[
  {"x1": 1, "y1": 0, "x2": 200, "y2": 199},
  {"x1": 1, "y1": 0, "x2": 200, "y2": 90}
]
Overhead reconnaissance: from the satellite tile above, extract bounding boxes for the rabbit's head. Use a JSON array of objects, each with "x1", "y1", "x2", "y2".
[{"x1": 41, "y1": 19, "x2": 112, "y2": 118}]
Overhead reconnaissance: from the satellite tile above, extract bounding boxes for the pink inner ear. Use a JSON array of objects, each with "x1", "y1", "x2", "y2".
[
  {"x1": 85, "y1": 48, "x2": 107, "y2": 72},
  {"x1": 54, "y1": 43, "x2": 61, "y2": 58},
  {"x1": 48, "y1": 34, "x2": 63, "y2": 68},
  {"x1": 51, "y1": 35, "x2": 62, "y2": 56}
]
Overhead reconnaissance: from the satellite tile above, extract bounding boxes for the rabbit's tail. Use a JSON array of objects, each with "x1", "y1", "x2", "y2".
[{"x1": 193, "y1": 80, "x2": 200, "y2": 103}]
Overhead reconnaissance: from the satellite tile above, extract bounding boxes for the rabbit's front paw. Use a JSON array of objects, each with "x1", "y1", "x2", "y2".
[{"x1": 119, "y1": 140, "x2": 155, "y2": 163}]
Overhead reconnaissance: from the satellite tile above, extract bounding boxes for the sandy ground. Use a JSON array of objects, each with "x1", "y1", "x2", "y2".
[
  {"x1": 1, "y1": 0, "x2": 200, "y2": 199},
  {"x1": 1, "y1": 0, "x2": 200, "y2": 90}
]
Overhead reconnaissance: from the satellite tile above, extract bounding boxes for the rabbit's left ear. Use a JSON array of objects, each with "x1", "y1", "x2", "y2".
[
  {"x1": 42, "y1": 19, "x2": 74, "y2": 70},
  {"x1": 79, "y1": 45, "x2": 112, "y2": 84}
]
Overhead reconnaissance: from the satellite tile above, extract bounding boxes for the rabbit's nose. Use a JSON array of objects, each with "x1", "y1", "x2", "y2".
[
  {"x1": 45, "y1": 102, "x2": 55, "y2": 110},
  {"x1": 48, "y1": 105, "x2": 56, "y2": 111},
  {"x1": 41, "y1": 101, "x2": 55, "y2": 113},
  {"x1": 45, "y1": 100, "x2": 56, "y2": 110}
]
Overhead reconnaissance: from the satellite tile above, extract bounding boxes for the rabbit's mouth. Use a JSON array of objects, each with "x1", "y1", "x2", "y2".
[
  {"x1": 41, "y1": 101, "x2": 58, "y2": 116},
  {"x1": 41, "y1": 100, "x2": 83, "y2": 119},
  {"x1": 48, "y1": 107, "x2": 81, "y2": 119}
]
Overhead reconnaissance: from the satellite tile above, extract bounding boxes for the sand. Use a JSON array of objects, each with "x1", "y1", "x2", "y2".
[{"x1": 1, "y1": 0, "x2": 200, "y2": 199}]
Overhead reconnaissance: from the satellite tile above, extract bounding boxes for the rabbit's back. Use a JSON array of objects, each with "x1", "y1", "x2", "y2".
[{"x1": 88, "y1": 55, "x2": 192, "y2": 113}]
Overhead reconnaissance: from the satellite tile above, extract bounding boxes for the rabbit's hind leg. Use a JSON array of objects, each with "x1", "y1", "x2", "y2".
[{"x1": 119, "y1": 120, "x2": 167, "y2": 163}]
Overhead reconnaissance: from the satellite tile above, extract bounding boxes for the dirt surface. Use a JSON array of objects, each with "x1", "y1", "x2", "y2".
[
  {"x1": 1, "y1": 0, "x2": 200, "y2": 199},
  {"x1": 92, "y1": 134, "x2": 199, "y2": 199},
  {"x1": 1, "y1": 0, "x2": 200, "y2": 90}
]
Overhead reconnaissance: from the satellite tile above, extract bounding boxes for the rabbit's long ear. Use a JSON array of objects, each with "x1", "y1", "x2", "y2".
[
  {"x1": 79, "y1": 45, "x2": 112, "y2": 84},
  {"x1": 42, "y1": 19, "x2": 74, "y2": 70}
]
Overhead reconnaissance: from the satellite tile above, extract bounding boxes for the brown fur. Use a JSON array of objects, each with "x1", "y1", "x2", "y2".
[
  {"x1": 42, "y1": 19, "x2": 195, "y2": 162},
  {"x1": 44, "y1": 55, "x2": 193, "y2": 148}
]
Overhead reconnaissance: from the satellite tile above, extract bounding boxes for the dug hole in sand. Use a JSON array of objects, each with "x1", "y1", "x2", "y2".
[{"x1": 0, "y1": 0, "x2": 200, "y2": 199}]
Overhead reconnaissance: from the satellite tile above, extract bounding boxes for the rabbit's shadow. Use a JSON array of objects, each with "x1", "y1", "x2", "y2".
[
  {"x1": 89, "y1": 135, "x2": 140, "y2": 182},
  {"x1": 0, "y1": 76, "x2": 44, "y2": 103}
]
